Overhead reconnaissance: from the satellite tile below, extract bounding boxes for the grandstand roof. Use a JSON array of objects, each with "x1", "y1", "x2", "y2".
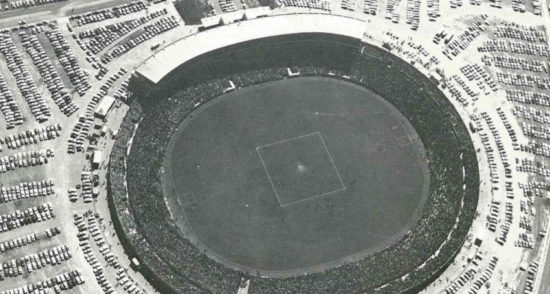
[{"x1": 136, "y1": 14, "x2": 366, "y2": 84}]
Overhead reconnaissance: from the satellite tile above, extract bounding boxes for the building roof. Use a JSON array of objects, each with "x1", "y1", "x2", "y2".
[
  {"x1": 95, "y1": 96, "x2": 116, "y2": 118},
  {"x1": 201, "y1": 15, "x2": 223, "y2": 28},
  {"x1": 244, "y1": 6, "x2": 271, "y2": 19},
  {"x1": 136, "y1": 14, "x2": 366, "y2": 84},
  {"x1": 93, "y1": 150, "x2": 103, "y2": 165}
]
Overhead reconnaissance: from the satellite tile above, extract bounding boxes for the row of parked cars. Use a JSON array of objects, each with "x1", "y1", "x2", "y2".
[
  {"x1": 517, "y1": 158, "x2": 550, "y2": 177},
  {"x1": 507, "y1": 88, "x2": 550, "y2": 107},
  {"x1": 0, "y1": 202, "x2": 54, "y2": 234},
  {"x1": 523, "y1": 260, "x2": 540, "y2": 294},
  {"x1": 279, "y1": 0, "x2": 331, "y2": 11},
  {"x1": 68, "y1": 68, "x2": 126, "y2": 154},
  {"x1": 219, "y1": 0, "x2": 237, "y2": 12},
  {"x1": 405, "y1": 0, "x2": 420, "y2": 30},
  {"x1": 80, "y1": 170, "x2": 97, "y2": 203},
  {"x1": 442, "y1": 15, "x2": 487, "y2": 59},
  {"x1": 426, "y1": 0, "x2": 440, "y2": 20},
  {"x1": 0, "y1": 179, "x2": 54, "y2": 204},
  {"x1": 482, "y1": 55, "x2": 548, "y2": 73},
  {"x1": 75, "y1": 213, "x2": 117, "y2": 294},
  {"x1": 341, "y1": 0, "x2": 355, "y2": 10},
  {"x1": 0, "y1": 226, "x2": 60, "y2": 253},
  {"x1": 384, "y1": 0, "x2": 401, "y2": 23},
  {"x1": 0, "y1": 269, "x2": 84, "y2": 294},
  {"x1": 444, "y1": 253, "x2": 482, "y2": 294},
  {"x1": 363, "y1": 0, "x2": 377, "y2": 14},
  {"x1": 0, "y1": 34, "x2": 51, "y2": 122},
  {"x1": 20, "y1": 31, "x2": 79, "y2": 116},
  {"x1": 496, "y1": 107, "x2": 519, "y2": 150},
  {"x1": 116, "y1": 267, "x2": 145, "y2": 294},
  {"x1": 0, "y1": 124, "x2": 61, "y2": 151},
  {"x1": 0, "y1": 245, "x2": 71, "y2": 280},
  {"x1": 0, "y1": 72, "x2": 23, "y2": 129},
  {"x1": 70, "y1": 1, "x2": 147, "y2": 27},
  {"x1": 80, "y1": 8, "x2": 169, "y2": 55},
  {"x1": 521, "y1": 121, "x2": 550, "y2": 141},
  {"x1": 513, "y1": 104, "x2": 550, "y2": 124},
  {"x1": 496, "y1": 72, "x2": 550, "y2": 90},
  {"x1": 46, "y1": 27, "x2": 91, "y2": 96},
  {"x1": 0, "y1": 0, "x2": 67, "y2": 11},
  {"x1": 471, "y1": 116, "x2": 500, "y2": 186},
  {"x1": 460, "y1": 63, "x2": 499, "y2": 94},
  {"x1": 479, "y1": 39, "x2": 550, "y2": 57},
  {"x1": 494, "y1": 22, "x2": 547, "y2": 43},
  {"x1": 482, "y1": 112, "x2": 512, "y2": 179},
  {"x1": 103, "y1": 16, "x2": 180, "y2": 63},
  {"x1": 515, "y1": 232, "x2": 535, "y2": 249},
  {"x1": 0, "y1": 149, "x2": 54, "y2": 173}
]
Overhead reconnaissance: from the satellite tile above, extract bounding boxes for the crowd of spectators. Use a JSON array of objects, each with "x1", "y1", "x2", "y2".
[{"x1": 108, "y1": 34, "x2": 479, "y2": 294}]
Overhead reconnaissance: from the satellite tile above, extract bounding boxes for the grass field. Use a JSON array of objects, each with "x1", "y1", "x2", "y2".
[{"x1": 162, "y1": 76, "x2": 430, "y2": 276}]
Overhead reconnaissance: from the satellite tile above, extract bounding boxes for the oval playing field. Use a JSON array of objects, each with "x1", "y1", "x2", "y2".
[{"x1": 162, "y1": 76, "x2": 430, "y2": 276}]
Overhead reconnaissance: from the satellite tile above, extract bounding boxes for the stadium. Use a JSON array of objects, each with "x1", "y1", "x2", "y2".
[
  {"x1": 3, "y1": 0, "x2": 549, "y2": 293},
  {"x1": 108, "y1": 17, "x2": 479, "y2": 294}
]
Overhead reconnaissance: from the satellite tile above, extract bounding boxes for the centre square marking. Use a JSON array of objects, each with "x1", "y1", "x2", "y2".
[{"x1": 256, "y1": 132, "x2": 346, "y2": 208}]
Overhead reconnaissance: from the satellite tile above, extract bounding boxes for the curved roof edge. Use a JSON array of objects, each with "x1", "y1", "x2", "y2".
[{"x1": 135, "y1": 13, "x2": 366, "y2": 84}]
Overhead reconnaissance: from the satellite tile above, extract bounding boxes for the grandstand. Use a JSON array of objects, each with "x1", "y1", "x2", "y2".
[{"x1": 109, "y1": 32, "x2": 478, "y2": 294}]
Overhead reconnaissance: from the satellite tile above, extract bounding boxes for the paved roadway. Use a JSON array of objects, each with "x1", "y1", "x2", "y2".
[
  {"x1": 537, "y1": 203, "x2": 550, "y2": 294},
  {"x1": 0, "y1": 0, "x2": 136, "y2": 29}
]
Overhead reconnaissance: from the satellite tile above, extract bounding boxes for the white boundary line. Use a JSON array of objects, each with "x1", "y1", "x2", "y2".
[
  {"x1": 256, "y1": 131, "x2": 346, "y2": 208},
  {"x1": 256, "y1": 132, "x2": 319, "y2": 149},
  {"x1": 256, "y1": 147, "x2": 284, "y2": 206},
  {"x1": 317, "y1": 132, "x2": 346, "y2": 191},
  {"x1": 280, "y1": 186, "x2": 346, "y2": 208}
]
